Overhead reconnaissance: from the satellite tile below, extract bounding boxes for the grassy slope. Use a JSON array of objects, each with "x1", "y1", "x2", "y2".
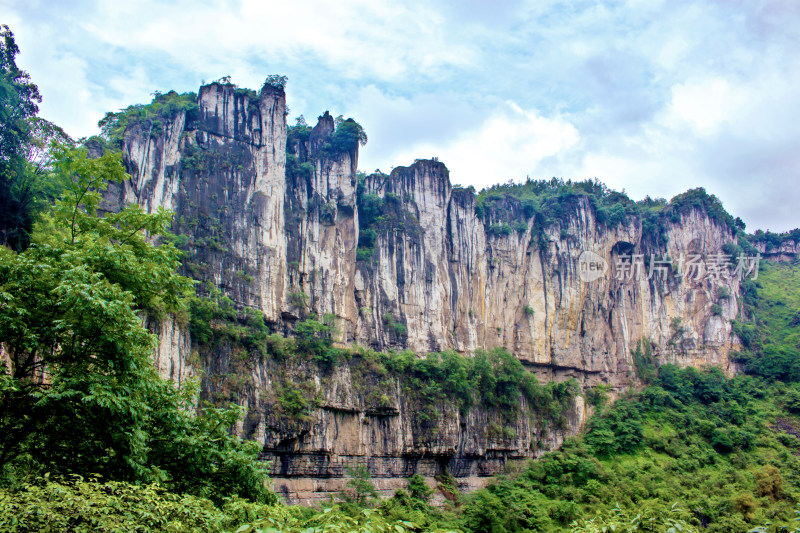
[
  {"x1": 452, "y1": 374, "x2": 800, "y2": 532},
  {"x1": 743, "y1": 260, "x2": 800, "y2": 381}
]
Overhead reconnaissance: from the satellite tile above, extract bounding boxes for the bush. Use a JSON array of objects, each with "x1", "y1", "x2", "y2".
[
  {"x1": 356, "y1": 247, "x2": 375, "y2": 261},
  {"x1": 294, "y1": 319, "x2": 338, "y2": 368},
  {"x1": 584, "y1": 400, "x2": 644, "y2": 456},
  {"x1": 0, "y1": 478, "x2": 229, "y2": 532},
  {"x1": 383, "y1": 312, "x2": 408, "y2": 337},
  {"x1": 289, "y1": 289, "x2": 309, "y2": 309},
  {"x1": 286, "y1": 153, "x2": 314, "y2": 181},
  {"x1": 407, "y1": 474, "x2": 433, "y2": 502},
  {"x1": 326, "y1": 118, "x2": 367, "y2": 154},
  {"x1": 340, "y1": 465, "x2": 379, "y2": 507},
  {"x1": 487, "y1": 222, "x2": 513, "y2": 236},
  {"x1": 358, "y1": 194, "x2": 384, "y2": 228},
  {"x1": 585, "y1": 385, "x2": 609, "y2": 408},
  {"x1": 632, "y1": 339, "x2": 656, "y2": 384},
  {"x1": 98, "y1": 90, "x2": 198, "y2": 147}
]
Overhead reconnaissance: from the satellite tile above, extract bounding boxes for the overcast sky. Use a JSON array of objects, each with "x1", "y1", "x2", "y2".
[{"x1": 3, "y1": 0, "x2": 799, "y2": 231}]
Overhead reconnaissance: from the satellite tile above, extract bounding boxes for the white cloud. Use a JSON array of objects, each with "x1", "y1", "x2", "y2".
[
  {"x1": 343, "y1": 85, "x2": 485, "y2": 173},
  {"x1": 374, "y1": 102, "x2": 579, "y2": 188},
  {"x1": 3, "y1": 0, "x2": 799, "y2": 231},
  {"x1": 663, "y1": 78, "x2": 747, "y2": 136},
  {"x1": 79, "y1": 0, "x2": 477, "y2": 84}
]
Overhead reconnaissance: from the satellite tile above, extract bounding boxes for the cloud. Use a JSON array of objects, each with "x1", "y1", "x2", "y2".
[
  {"x1": 3, "y1": 0, "x2": 799, "y2": 231},
  {"x1": 341, "y1": 85, "x2": 487, "y2": 173},
  {"x1": 375, "y1": 101, "x2": 579, "y2": 189},
  {"x1": 7, "y1": 0, "x2": 481, "y2": 138},
  {"x1": 663, "y1": 78, "x2": 747, "y2": 136}
]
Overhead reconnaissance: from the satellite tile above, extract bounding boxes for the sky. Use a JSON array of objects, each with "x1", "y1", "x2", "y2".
[{"x1": 3, "y1": 0, "x2": 799, "y2": 231}]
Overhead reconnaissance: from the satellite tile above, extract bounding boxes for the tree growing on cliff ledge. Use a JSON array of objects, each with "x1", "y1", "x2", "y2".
[
  {"x1": 263, "y1": 74, "x2": 287, "y2": 90},
  {"x1": 328, "y1": 117, "x2": 368, "y2": 154}
]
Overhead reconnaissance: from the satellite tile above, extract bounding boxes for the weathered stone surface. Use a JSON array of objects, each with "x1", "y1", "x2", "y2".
[
  {"x1": 253, "y1": 358, "x2": 587, "y2": 504},
  {"x1": 349, "y1": 161, "x2": 744, "y2": 384},
  {"x1": 107, "y1": 81, "x2": 759, "y2": 503},
  {"x1": 146, "y1": 314, "x2": 193, "y2": 386},
  {"x1": 755, "y1": 238, "x2": 798, "y2": 262},
  {"x1": 103, "y1": 82, "x2": 288, "y2": 321}
]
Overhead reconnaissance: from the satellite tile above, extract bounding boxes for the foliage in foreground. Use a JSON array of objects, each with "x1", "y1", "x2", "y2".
[
  {"x1": 0, "y1": 476, "x2": 454, "y2": 533},
  {"x1": 455, "y1": 366, "x2": 800, "y2": 533},
  {"x1": 0, "y1": 477, "x2": 232, "y2": 532},
  {"x1": 569, "y1": 504, "x2": 698, "y2": 533},
  {"x1": 0, "y1": 144, "x2": 273, "y2": 504}
]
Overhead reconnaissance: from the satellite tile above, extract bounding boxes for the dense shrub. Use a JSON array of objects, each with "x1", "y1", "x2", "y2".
[
  {"x1": 326, "y1": 118, "x2": 367, "y2": 154},
  {"x1": 0, "y1": 145, "x2": 273, "y2": 505},
  {"x1": 459, "y1": 370, "x2": 800, "y2": 532}
]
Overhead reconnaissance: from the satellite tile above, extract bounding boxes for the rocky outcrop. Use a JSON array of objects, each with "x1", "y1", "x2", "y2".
[
  {"x1": 145, "y1": 314, "x2": 193, "y2": 386},
  {"x1": 754, "y1": 238, "x2": 799, "y2": 262},
  {"x1": 283, "y1": 112, "x2": 360, "y2": 330},
  {"x1": 104, "y1": 80, "x2": 750, "y2": 503},
  {"x1": 246, "y1": 356, "x2": 587, "y2": 505},
  {"x1": 104, "y1": 82, "x2": 288, "y2": 320}
]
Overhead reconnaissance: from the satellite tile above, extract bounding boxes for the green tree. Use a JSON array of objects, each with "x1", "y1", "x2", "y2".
[
  {"x1": 0, "y1": 144, "x2": 273, "y2": 503},
  {"x1": 327, "y1": 118, "x2": 367, "y2": 153},
  {"x1": 0, "y1": 24, "x2": 42, "y2": 251},
  {"x1": 407, "y1": 474, "x2": 433, "y2": 503},
  {"x1": 294, "y1": 318, "x2": 338, "y2": 368},
  {"x1": 462, "y1": 489, "x2": 510, "y2": 533},
  {"x1": 340, "y1": 465, "x2": 379, "y2": 507}
]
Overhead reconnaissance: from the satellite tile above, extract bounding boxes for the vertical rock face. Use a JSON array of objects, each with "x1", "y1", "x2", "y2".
[
  {"x1": 353, "y1": 162, "x2": 456, "y2": 353},
  {"x1": 349, "y1": 160, "x2": 742, "y2": 384},
  {"x1": 283, "y1": 112, "x2": 360, "y2": 336},
  {"x1": 754, "y1": 238, "x2": 799, "y2": 262},
  {"x1": 145, "y1": 314, "x2": 193, "y2": 386},
  {"x1": 107, "y1": 81, "x2": 750, "y2": 503},
  {"x1": 261, "y1": 361, "x2": 587, "y2": 505},
  {"x1": 104, "y1": 82, "x2": 288, "y2": 320}
]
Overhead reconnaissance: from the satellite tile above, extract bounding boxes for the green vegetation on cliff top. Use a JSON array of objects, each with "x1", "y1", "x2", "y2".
[
  {"x1": 472, "y1": 176, "x2": 748, "y2": 251},
  {"x1": 97, "y1": 90, "x2": 198, "y2": 148}
]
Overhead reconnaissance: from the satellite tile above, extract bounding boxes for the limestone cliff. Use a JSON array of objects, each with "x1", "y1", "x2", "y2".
[
  {"x1": 348, "y1": 164, "x2": 742, "y2": 379},
  {"x1": 103, "y1": 80, "x2": 750, "y2": 503}
]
